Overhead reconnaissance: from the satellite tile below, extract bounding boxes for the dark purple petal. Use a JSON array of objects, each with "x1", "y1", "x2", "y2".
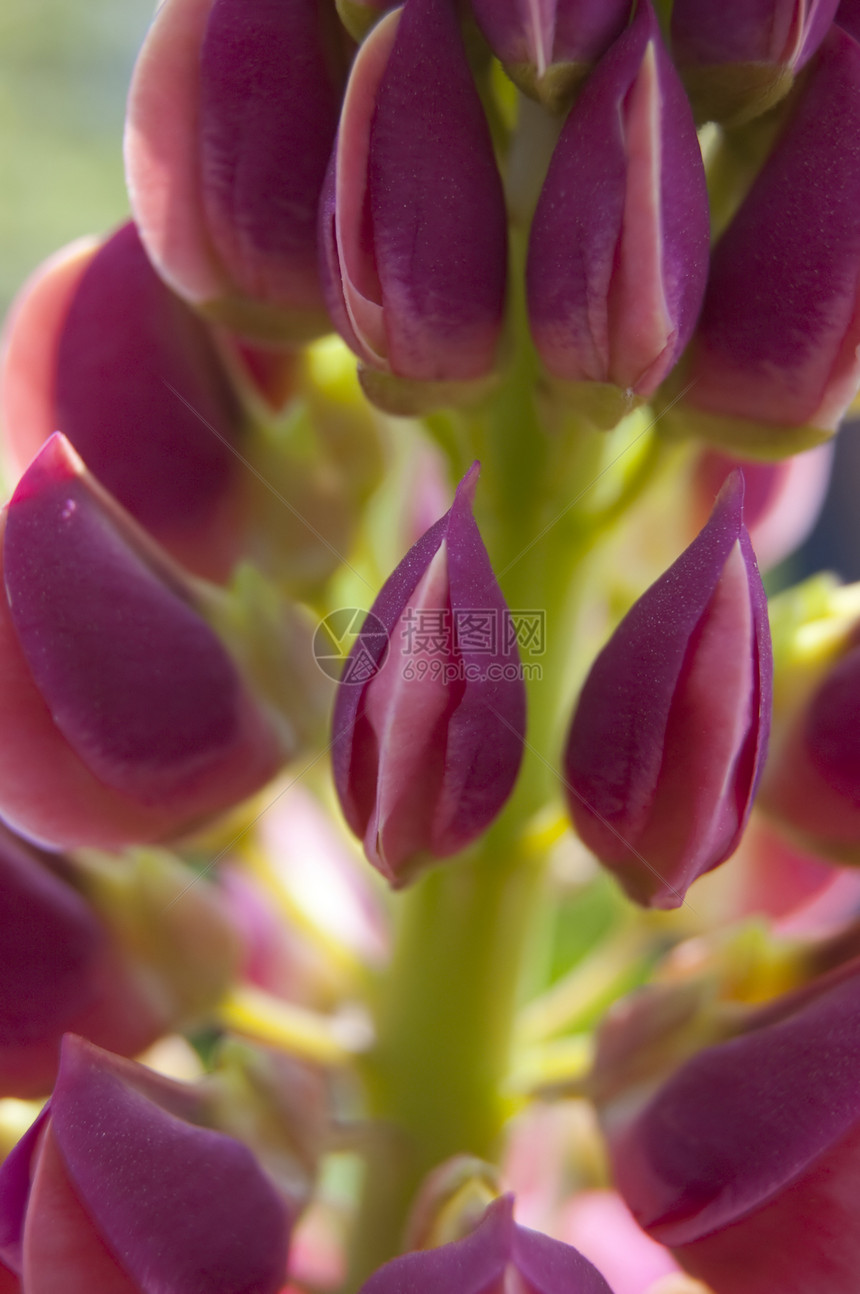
[
  {"x1": 332, "y1": 464, "x2": 525, "y2": 883},
  {"x1": 0, "y1": 1107, "x2": 50, "y2": 1273},
  {"x1": 51, "y1": 1036, "x2": 290, "y2": 1294},
  {"x1": 199, "y1": 0, "x2": 346, "y2": 318},
  {"x1": 564, "y1": 473, "x2": 772, "y2": 906},
  {"x1": 527, "y1": 0, "x2": 709, "y2": 398},
  {"x1": 682, "y1": 24, "x2": 860, "y2": 432},
  {"x1": 4, "y1": 436, "x2": 250, "y2": 803},
  {"x1": 611, "y1": 967, "x2": 860, "y2": 1247},
  {"x1": 672, "y1": 0, "x2": 839, "y2": 69},
  {"x1": 358, "y1": 1195, "x2": 512, "y2": 1294},
  {"x1": 52, "y1": 222, "x2": 242, "y2": 578},
  {"x1": 511, "y1": 1220, "x2": 615, "y2": 1293}
]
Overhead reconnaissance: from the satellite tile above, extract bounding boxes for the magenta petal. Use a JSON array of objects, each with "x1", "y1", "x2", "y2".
[
  {"x1": 50, "y1": 1036, "x2": 290, "y2": 1294},
  {"x1": 198, "y1": 0, "x2": 346, "y2": 316},
  {"x1": 527, "y1": 0, "x2": 709, "y2": 398},
  {"x1": 511, "y1": 1221, "x2": 615, "y2": 1294},
  {"x1": 683, "y1": 24, "x2": 860, "y2": 432},
  {"x1": 332, "y1": 464, "x2": 525, "y2": 885},
  {"x1": 1, "y1": 435, "x2": 280, "y2": 840},
  {"x1": 610, "y1": 966, "x2": 860, "y2": 1291},
  {"x1": 672, "y1": 0, "x2": 839, "y2": 70},
  {"x1": 358, "y1": 1197, "x2": 613, "y2": 1294},
  {"x1": 51, "y1": 222, "x2": 243, "y2": 580},
  {"x1": 321, "y1": 0, "x2": 507, "y2": 383},
  {"x1": 358, "y1": 1195, "x2": 511, "y2": 1294},
  {"x1": 0, "y1": 830, "x2": 102, "y2": 1052},
  {"x1": 563, "y1": 473, "x2": 772, "y2": 907},
  {"x1": 0, "y1": 1108, "x2": 50, "y2": 1274}
]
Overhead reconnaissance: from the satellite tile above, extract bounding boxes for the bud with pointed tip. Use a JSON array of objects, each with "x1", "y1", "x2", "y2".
[
  {"x1": 318, "y1": 0, "x2": 507, "y2": 414},
  {"x1": 671, "y1": 0, "x2": 840, "y2": 123},
  {"x1": 563, "y1": 474, "x2": 772, "y2": 909},
  {"x1": 332, "y1": 464, "x2": 525, "y2": 887},
  {"x1": 0, "y1": 434, "x2": 284, "y2": 851},
  {"x1": 527, "y1": 0, "x2": 710, "y2": 426},
  {"x1": 606, "y1": 959, "x2": 860, "y2": 1293},
  {"x1": 125, "y1": 0, "x2": 348, "y2": 343},
  {"x1": 359, "y1": 1194, "x2": 613, "y2": 1294},
  {"x1": 0, "y1": 222, "x2": 246, "y2": 582},
  {"x1": 470, "y1": 0, "x2": 633, "y2": 111},
  {"x1": 666, "y1": 24, "x2": 860, "y2": 453},
  {"x1": 0, "y1": 1035, "x2": 292, "y2": 1294}
]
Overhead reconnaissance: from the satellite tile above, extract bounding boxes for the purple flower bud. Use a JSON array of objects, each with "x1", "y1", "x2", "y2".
[
  {"x1": 672, "y1": 0, "x2": 840, "y2": 122},
  {"x1": 332, "y1": 465, "x2": 525, "y2": 887},
  {"x1": 563, "y1": 473, "x2": 772, "y2": 909},
  {"x1": 527, "y1": 0, "x2": 709, "y2": 418},
  {"x1": 470, "y1": 0, "x2": 633, "y2": 110},
  {"x1": 318, "y1": 0, "x2": 507, "y2": 412},
  {"x1": 0, "y1": 825, "x2": 167, "y2": 1098},
  {"x1": 0, "y1": 223, "x2": 245, "y2": 582},
  {"x1": 759, "y1": 626, "x2": 860, "y2": 862},
  {"x1": 125, "y1": 0, "x2": 348, "y2": 343},
  {"x1": 607, "y1": 961, "x2": 860, "y2": 1293},
  {"x1": 671, "y1": 24, "x2": 860, "y2": 449},
  {"x1": 0, "y1": 434, "x2": 283, "y2": 850},
  {"x1": 358, "y1": 1194, "x2": 613, "y2": 1294},
  {"x1": 0, "y1": 1035, "x2": 291, "y2": 1294}
]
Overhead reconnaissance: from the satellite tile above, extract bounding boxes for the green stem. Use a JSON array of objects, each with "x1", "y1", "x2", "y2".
[{"x1": 347, "y1": 843, "x2": 542, "y2": 1286}]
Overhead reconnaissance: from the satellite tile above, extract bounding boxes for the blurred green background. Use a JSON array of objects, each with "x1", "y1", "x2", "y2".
[{"x1": 0, "y1": 0, "x2": 154, "y2": 314}]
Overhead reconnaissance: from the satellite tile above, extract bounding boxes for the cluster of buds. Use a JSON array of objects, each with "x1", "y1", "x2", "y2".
[{"x1": 3, "y1": 1, "x2": 860, "y2": 1293}]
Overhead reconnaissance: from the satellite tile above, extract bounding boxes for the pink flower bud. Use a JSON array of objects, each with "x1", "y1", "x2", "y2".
[
  {"x1": 0, "y1": 824, "x2": 165, "y2": 1098},
  {"x1": 671, "y1": 23, "x2": 860, "y2": 449},
  {"x1": 563, "y1": 473, "x2": 772, "y2": 908},
  {"x1": 358, "y1": 1194, "x2": 613, "y2": 1294},
  {"x1": 607, "y1": 960, "x2": 860, "y2": 1293},
  {"x1": 0, "y1": 222, "x2": 246, "y2": 582},
  {"x1": 332, "y1": 464, "x2": 525, "y2": 887},
  {"x1": 0, "y1": 1035, "x2": 291, "y2": 1294},
  {"x1": 671, "y1": 0, "x2": 840, "y2": 122},
  {"x1": 689, "y1": 442, "x2": 834, "y2": 570},
  {"x1": 318, "y1": 0, "x2": 507, "y2": 412},
  {"x1": 0, "y1": 434, "x2": 283, "y2": 850},
  {"x1": 125, "y1": 0, "x2": 348, "y2": 343},
  {"x1": 527, "y1": 0, "x2": 709, "y2": 418},
  {"x1": 470, "y1": 0, "x2": 633, "y2": 109}
]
